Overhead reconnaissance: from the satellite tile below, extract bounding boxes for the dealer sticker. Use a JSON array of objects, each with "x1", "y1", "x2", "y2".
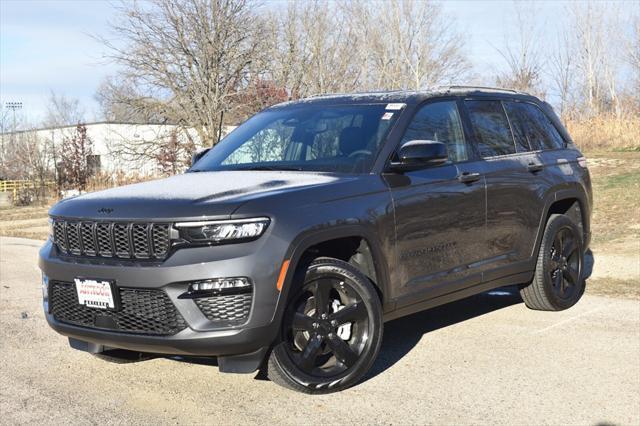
[
  {"x1": 75, "y1": 278, "x2": 115, "y2": 309},
  {"x1": 386, "y1": 103, "x2": 405, "y2": 110}
]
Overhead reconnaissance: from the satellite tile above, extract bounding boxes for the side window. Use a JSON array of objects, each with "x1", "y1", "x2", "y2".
[
  {"x1": 465, "y1": 100, "x2": 516, "y2": 157},
  {"x1": 401, "y1": 101, "x2": 467, "y2": 162},
  {"x1": 502, "y1": 102, "x2": 532, "y2": 152},
  {"x1": 511, "y1": 102, "x2": 565, "y2": 150}
]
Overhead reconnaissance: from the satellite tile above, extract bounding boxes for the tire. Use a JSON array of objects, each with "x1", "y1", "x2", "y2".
[
  {"x1": 520, "y1": 214, "x2": 585, "y2": 311},
  {"x1": 267, "y1": 257, "x2": 383, "y2": 394}
]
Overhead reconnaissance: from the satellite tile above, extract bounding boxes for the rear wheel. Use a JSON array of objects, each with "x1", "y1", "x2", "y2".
[
  {"x1": 520, "y1": 214, "x2": 585, "y2": 311},
  {"x1": 267, "y1": 257, "x2": 383, "y2": 394}
]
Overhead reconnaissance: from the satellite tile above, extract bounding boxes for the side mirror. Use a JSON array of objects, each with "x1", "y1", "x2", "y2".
[
  {"x1": 389, "y1": 140, "x2": 448, "y2": 172},
  {"x1": 191, "y1": 148, "x2": 211, "y2": 166}
]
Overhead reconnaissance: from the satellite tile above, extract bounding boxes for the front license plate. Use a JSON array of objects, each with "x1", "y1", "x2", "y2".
[{"x1": 75, "y1": 278, "x2": 116, "y2": 310}]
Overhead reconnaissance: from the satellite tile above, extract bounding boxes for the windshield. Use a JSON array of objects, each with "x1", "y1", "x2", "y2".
[{"x1": 191, "y1": 103, "x2": 400, "y2": 173}]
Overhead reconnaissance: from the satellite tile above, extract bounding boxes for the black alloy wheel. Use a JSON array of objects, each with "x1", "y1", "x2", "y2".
[
  {"x1": 520, "y1": 213, "x2": 586, "y2": 311},
  {"x1": 267, "y1": 257, "x2": 383, "y2": 394},
  {"x1": 548, "y1": 226, "x2": 582, "y2": 301}
]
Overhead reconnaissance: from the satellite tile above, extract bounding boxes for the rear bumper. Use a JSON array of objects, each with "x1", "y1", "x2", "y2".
[{"x1": 38, "y1": 237, "x2": 288, "y2": 358}]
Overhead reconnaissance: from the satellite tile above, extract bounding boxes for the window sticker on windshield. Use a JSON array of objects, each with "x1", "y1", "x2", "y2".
[
  {"x1": 386, "y1": 103, "x2": 405, "y2": 110},
  {"x1": 381, "y1": 112, "x2": 394, "y2": 120}
]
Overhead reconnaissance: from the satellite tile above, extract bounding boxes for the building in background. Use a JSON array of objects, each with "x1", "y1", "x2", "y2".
[{"x1": 0, "y1": 122, "x2": 236, "y2": 179}]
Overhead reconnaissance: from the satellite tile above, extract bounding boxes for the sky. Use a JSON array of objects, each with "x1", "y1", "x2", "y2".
[{"x1": 0, "y1": 0, "x2": 636, "y2": 127}]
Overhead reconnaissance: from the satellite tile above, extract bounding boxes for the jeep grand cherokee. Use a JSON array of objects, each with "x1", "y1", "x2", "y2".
[{"x1": 40, "y1": 86, "x2": 592, "y2": 394}]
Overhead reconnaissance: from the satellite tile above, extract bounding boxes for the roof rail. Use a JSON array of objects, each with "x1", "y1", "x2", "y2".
[
  {"x1": 438, "y1": 85, "x2": 521, "y2": 94},
  {"x1": 307, "y1": 89, "x2": 408, "y2": 98}
]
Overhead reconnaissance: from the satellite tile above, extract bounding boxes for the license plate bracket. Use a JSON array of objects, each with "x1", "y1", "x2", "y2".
[{"x1": 74, "y1": 278, "x2": 119, "y2": 310}]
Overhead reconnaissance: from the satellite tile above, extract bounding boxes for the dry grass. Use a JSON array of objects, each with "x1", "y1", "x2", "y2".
[
  {"x1": 565, "y1": 114, "x2": 640, "y2": 152},
  {"x1": 585, "y1": 151, "x2": 640, "y2": 252}
]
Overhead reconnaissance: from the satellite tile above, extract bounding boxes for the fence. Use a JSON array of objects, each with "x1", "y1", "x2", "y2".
[{"x1": 0, "y1": 180, "x2": 56, "y2": 204}]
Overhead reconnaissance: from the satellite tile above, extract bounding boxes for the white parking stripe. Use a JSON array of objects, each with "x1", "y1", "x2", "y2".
[{"x1": 533, "y1": 305, "x2": 608, "y2": 334}]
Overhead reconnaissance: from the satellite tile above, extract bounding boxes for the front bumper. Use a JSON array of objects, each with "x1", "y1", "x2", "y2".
[{"x1": 39, "y1": 236, "x2": 288, "y2": 357}]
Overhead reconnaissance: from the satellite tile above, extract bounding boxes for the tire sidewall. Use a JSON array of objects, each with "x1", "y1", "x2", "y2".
[
  {"x1": 539, "y1": 215, "x2": 585, "y2": 310},
  {"x1": 271, "y1": 258, "x2": 383, "y2": 393}
]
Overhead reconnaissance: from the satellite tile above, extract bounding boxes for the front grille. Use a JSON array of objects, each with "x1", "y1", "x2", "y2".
[
  {"x1": 52, "y1": 219, "x2": 171, "y2": 260},
  {"x1": 49, "y1": 281, "x2": 187, "y2": 335},
  {"x1": 195, "y1": 293, "x2": 253, "y2": 324}
]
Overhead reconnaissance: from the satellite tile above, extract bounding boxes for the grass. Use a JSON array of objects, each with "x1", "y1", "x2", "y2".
[
  {"x1": 565, "y1": 114, "x2": 640, "y2": 152},
  {"x1": 586, "y1": 151, "x2": 640, "y2": 250}
]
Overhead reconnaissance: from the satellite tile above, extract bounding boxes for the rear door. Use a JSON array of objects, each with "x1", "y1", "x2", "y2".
[
  {"x1": 386, "y1": 99, "x2": 487, "y2": 303},
  {"x1": 462, "y1": 99, "x2": 546, "y2": 280}
]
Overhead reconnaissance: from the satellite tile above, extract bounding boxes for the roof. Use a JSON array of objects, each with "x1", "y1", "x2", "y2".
[{"x1": 271, "y1": 85, "x2": 537, "y2": 108}]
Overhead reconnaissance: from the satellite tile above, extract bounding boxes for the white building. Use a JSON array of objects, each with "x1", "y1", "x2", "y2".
[{"x1": 1, "y1": 122, "x2": 235, "y2": 177}]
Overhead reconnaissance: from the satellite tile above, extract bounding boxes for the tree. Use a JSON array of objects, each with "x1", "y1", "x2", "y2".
[
  {"x1": 99, "y1": 0, "x2": 268, "y2": 146},
  {"x1": 45, "y1": 92, "x2": 85, "y2": 127},
  {"x1": 568, "y1": 1, "x2": 627, "y2": 116},
  {"x1": 155, "y1": 131, "x2": 196, "y2": 176},
  {"x1": 548, "y1": 30, "x2": 577, "y2": 119},
  {"x1": 266, "y1": 0, "x2": 469, "y2": 95},
  {"x1": 624, "y1": 17, "x2": 640, "y2": 99},
  {"x1": 60, "y1": 124, "x2": 94, "y2": 191},
  {"x1": 494, "y1": 2, "x2": 544, "y2": 94},
  {"x1": 349, "y1": 0, "x2": 469, "y2": 90}
]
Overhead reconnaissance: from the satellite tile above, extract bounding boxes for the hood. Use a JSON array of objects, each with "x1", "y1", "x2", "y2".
[{"x1": 50, "y1": 171, "x2": 347, "y2": 220}]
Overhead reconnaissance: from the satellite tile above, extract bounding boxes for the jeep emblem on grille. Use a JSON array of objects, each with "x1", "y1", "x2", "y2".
[{"x1": 97, "y1": 207, "x2": 114, "y2": 214}]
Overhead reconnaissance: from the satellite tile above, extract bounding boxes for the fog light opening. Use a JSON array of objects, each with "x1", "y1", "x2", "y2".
[{"x1": 182, "y1": 277, "x2": 253, "y2": 298}]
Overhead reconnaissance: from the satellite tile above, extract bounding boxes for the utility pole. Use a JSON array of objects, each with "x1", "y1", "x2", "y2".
[
  {"x1": 2, "y1": 102, "x2": 22, "y2": 175},
  {"x1": 5, "y1": 101, "x2": 22, "y2": 147},
  {"x1": 5, "y1": 101, "x2": 22, "y2": 131}
]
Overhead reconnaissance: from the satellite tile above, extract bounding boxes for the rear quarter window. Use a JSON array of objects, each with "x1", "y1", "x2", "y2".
[{"x1": 504, "y1": 102, "x2": 565, "y2": 151}]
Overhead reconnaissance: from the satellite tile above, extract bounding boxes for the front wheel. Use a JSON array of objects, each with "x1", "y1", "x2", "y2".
[
  {"x1": 520, "y1": 214, "x2": 585, "y2": 311},
  {"x1": 267, "y1": 257, "x2": 383, "y2": 394}
]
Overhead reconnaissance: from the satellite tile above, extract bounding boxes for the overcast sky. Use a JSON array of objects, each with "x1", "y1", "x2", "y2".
[{"x1": 0, "y1": 0, "x2": 636, "y2": 126}]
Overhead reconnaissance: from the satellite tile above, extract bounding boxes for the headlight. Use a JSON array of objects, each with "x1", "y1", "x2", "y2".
[{"x1": 175, "y1": 217, "x2": 270, "y2": 243}]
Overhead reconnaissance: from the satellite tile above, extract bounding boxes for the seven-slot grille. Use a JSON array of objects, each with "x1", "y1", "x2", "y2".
[{"x1": 52, "y1": 219, "x2": 171, "y2": 260}]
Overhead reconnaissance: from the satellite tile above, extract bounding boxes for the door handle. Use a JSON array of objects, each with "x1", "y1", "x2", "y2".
[
  {"x1": 527, "y1": 162, "x2": 544, "y2": 173},
  {"x1": 458, "y1": 172, "x2": 481, "y2": 183}
]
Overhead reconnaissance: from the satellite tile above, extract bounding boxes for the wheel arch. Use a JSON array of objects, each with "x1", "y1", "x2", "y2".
[
  {"x1": 276, "y1": 226, "x2": 392, "y2": 316},
  {"x1": 531, "y1": 186, "x2": 591, "y2": 261}
]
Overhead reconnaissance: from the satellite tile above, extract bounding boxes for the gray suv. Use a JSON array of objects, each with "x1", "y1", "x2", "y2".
[{"x1": 39, "y1": 87, "x2": 592, "y2": 393}]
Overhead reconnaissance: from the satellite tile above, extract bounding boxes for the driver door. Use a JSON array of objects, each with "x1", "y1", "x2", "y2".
[{"x1": 386, "y1": 99, "x2": 488, "y2": 304}]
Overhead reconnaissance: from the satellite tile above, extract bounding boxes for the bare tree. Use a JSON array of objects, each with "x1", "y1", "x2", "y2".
[
  {"x1": 264, "y1": 0, "x2": 362, "y2": 97},
  {"x1": 624, "y1": 17, "x2": 640, "y2": 97},
  {"x1": 45, "y1": 91, "x2": 85, "y2": 127},
  {"x1": 494, "y1": 2, "x2": 545, "y2": 94},
  {"x1": 568, "y1": 1, "x2": 626, "y2": 116},
  {"x1": 548, "y1": 30, "x2": 577, "y2": 119},
  {"x1": 99, "y1": 0, "x2": 268, "y2": 146},
  {"x1": 95, "y1": 76, "x2": 163, "y2": 123},
  {"x1": 343, "y1": 0, "x2": 468, "y2": 91},
  {"x1": 264, "y1": 0, "x2": 468, "y2": 96}
]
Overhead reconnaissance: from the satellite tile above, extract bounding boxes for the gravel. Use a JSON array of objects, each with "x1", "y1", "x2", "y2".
[{"x1": 1, "y1": 236, "x2": 638, "y2": 425}]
